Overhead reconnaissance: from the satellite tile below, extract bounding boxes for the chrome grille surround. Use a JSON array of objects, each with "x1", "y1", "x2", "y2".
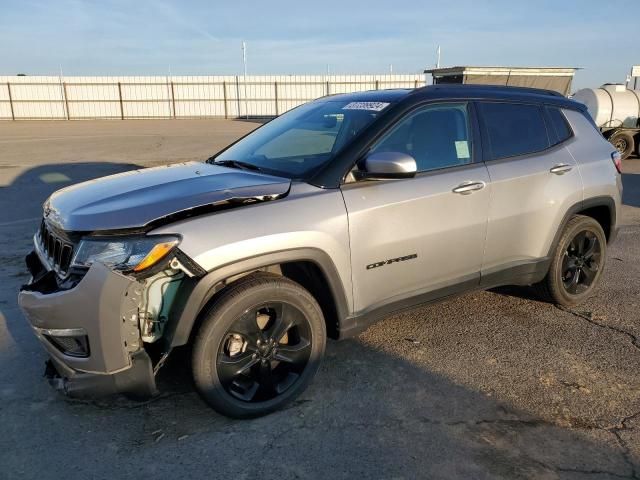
[{"x1": 36, "y1": 220, "x2": 75, "y2": 276}]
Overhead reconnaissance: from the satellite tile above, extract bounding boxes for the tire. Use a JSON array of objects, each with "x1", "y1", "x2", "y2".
[
  {"x1": 609, "y1": 131, "x2": 635, "y2": 160},
  {"x1": 192, "y1": 272, "x2": 326, "y2": 418},
  {"x1": 534, "y1": 215, "x2": 607, "y2": 307}
]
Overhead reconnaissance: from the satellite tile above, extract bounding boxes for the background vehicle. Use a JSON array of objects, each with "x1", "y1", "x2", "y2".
[
  {"x1": 573, "y1": 84, "x2": 640, "y2": 160},
  {"x1": 18, "y1": 85, "x2": 622, "y2": 418}
]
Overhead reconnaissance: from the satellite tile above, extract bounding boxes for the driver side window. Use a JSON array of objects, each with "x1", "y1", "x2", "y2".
[{"x1": 368, "y1": 103, "x2": 472, "y2": 172}]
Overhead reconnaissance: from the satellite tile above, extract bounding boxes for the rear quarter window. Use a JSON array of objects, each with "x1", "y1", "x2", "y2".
[
  {"x1": 545, "y1": 106, "x2": 573, "y2": 145},
  {"x1": 478, "y1": 102, "x2": 550, "y2": 160}
]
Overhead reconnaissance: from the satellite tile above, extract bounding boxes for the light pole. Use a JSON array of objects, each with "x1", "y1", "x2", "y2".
[{"x1": 242, "y1": 41, "x2": 248, "y2": 119}]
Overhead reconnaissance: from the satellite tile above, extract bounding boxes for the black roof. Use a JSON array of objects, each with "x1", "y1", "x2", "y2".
[
  {"x1": 323, "y1": 88, "x2": 412, "y2": 102},
  {"x1": 324, "y1": 84, "x2": 585, "y2": 111}
]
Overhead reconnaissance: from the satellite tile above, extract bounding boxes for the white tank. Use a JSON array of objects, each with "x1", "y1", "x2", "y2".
[{"x1": 572, "y1": 84, "x2": 640, "y2": 129}]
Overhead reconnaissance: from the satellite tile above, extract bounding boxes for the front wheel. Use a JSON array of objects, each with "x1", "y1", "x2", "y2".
[
  {"x1": 192, "y1": 272, "x2": 326, "y2": 418},
  {"x1": 535, "y1": 215, "x2": 607, "y2": 307}
]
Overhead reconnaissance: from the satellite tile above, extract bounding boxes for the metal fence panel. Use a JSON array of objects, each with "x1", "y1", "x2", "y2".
[{"x1": 0, "y1": 74, "x2": 426, "y2": 120}]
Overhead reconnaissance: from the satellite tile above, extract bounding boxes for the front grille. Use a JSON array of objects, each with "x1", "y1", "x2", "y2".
[{"x1": 38, "y1": 220, "x2": 74, "y2": 275}]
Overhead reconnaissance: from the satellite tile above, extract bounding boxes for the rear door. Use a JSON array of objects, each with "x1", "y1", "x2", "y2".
[
  {"x1": 476, "y1": 101, "x2": 583, "y2": 282},
  {"x1": 341, "y1": 102, "x2": 491, "y2": 314}
]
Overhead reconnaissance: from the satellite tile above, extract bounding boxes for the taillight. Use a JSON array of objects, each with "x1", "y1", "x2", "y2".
[{"x1": 611, "y1": 151, "x2": 622, "y2": 174}]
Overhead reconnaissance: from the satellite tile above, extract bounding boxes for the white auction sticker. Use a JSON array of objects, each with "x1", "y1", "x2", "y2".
[
  {"x1": 342, "y1": 102, "x2": 390, "y2": 112},
  {"x1": 455, "y1": 140, "x2": 470, "y2": 159}
]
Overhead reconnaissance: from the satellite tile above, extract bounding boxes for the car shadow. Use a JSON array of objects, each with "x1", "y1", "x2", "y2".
[
  {"x1": 0, "y1": 162, "x2": 139, "y2": 225},
  {"x1": 94, "y1": 338, "x2": 633, "y2": 478}
]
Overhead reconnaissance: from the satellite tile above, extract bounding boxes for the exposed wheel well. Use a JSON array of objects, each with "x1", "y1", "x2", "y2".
[
  {"x1": 190, "y1": 261, "x2": 341, "y2": 342},
  {"x1": 577, "y1": 205, "x2": 612, "y2": 241},
  {"x1": 280, "y1": 261, "x2": 340, "y2": 339}
]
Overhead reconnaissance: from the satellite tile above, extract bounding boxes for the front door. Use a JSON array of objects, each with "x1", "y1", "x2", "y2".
[{"x1": 341, "y1": 102, "x2": 491, "y2": 314}]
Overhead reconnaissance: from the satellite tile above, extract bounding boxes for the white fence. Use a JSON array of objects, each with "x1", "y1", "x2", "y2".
[{"x1": 0, "y1": 74, "x2": 426, "y2": 120}]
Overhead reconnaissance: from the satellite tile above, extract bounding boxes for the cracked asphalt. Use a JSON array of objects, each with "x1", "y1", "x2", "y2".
[{"x1": 1, "y1": 120, "x2": 639, "y2": 479}]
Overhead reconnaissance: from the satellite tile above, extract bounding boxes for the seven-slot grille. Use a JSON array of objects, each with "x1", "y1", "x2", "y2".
[{"x1": 38, "y1": 220, "x2": 74, "y2": 274}]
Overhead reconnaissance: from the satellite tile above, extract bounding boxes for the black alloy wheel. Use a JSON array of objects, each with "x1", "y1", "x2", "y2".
[
  {"x1": 217, "y1": 302, "x2": 312, "y2": 402},
  {"x1": 534, "y1": 214, "x2": 607, "y2": 307},
  {"x1": 561, "y1": 230, "x2": 602, "y2": 295},
  {"x1": 192, "y1": 272, "x2": 326, "y2": 418}
]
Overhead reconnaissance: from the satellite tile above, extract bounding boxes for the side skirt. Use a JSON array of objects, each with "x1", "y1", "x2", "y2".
[{"x1": 338, "y1": 258, "x2": 550, "y2": 339}]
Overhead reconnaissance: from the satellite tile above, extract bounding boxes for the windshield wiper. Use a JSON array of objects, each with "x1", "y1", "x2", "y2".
[{"x1": 212, "y1": 159, "x2": 264, "y2": 172}]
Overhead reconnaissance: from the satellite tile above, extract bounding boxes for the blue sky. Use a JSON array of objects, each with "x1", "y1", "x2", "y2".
[{"x1": 0, "y1": 0, "x2": 638, "y2": 89}]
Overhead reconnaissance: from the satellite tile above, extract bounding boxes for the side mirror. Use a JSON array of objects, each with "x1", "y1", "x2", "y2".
[{"x1": 359, "y1": 152, "x2": 417, "y2": 180}]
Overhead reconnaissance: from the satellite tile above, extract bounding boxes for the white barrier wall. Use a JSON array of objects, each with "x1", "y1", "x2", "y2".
[{"x1": 0, "y1": 74, "x2": 426, "y2": 120}]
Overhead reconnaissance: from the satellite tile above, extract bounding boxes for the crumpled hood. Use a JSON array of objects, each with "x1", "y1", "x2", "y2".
[{"x1": 43, "y1": 162, "x2": 291, "y2": 232}]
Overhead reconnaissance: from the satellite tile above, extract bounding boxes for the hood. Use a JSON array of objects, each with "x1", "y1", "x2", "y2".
[{"x1": 44, "y1": 162, "x2": 291, "y2": 232}]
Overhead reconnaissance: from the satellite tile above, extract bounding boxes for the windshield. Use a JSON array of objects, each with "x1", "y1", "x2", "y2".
[{"x1": 211, "y1": 99, "x2": 392, "y2": 178}]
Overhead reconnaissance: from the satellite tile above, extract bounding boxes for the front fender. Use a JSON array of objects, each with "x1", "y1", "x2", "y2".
[
  {"x1": 167, "y1": 248, "x2": 350, "y2": 346},
  {"x1": 150, "y1": 183, "x2": 353, "y2": 346}
]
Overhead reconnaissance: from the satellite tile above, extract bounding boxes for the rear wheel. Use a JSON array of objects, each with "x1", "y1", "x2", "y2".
[
  {"x1": 609, "y1": 131, "x2": 635, "y2": 160},
  {"x1": 192, "y1": 272, "x2": 326, "y2": 418},
  {"x1": 535, "y1": 215, "x2": 607, "y2": 307}
]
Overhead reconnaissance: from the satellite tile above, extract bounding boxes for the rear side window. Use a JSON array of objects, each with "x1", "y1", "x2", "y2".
[
  {"x1": 478, "y1": 102, "x2": 550, "y2": 160},
  {"x1": 545, "y1": 106, "x2": 573, "y2": 145}
]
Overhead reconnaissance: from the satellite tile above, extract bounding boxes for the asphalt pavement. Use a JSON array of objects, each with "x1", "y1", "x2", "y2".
[{"x1": 1, "y1": 120, "x2": 639, "y2": 479}]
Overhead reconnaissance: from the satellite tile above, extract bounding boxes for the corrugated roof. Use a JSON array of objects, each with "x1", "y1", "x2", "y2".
[{"x1": 424, "y1": 66, "x2": 580, "y2": 76}]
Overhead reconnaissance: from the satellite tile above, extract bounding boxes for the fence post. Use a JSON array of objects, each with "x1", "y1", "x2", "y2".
[
  {"x1": 326, "y1": 80, "x2": 330, "y2": 96},
  {"x1": 375, "y1": 80, "x2": 380, "y2": 90},
  {"x1": 223, "y1": 81, "x2": 228, "y2": 119},
  {"x1": 274, "y1": 81, "x2": 278, "y2": 116},
  {"x1": 62, "y1": 82, "x2": 70, "y2": 120},
  {"x1": 235, "y1": 76, "x2": 241, "y2": 119},
  {"x1": 7, "y1": 82, "x2": 15, "y2": 120},
  {"x1": 170, "y1": 81, "x2": 176, "y2": 119},
  {"x1": 414, "y1": 79, "x2": 419, "y2": 88},
  {"x1": 117, "y1": 82, "x2": 124, "y2": 120}
]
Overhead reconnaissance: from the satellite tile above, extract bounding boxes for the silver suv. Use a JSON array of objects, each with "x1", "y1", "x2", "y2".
[{"x1": 19, "y1": 85, "x2": 622, "y2": 418}]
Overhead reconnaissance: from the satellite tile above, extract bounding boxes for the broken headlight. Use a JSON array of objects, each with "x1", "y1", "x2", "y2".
[{"x1": 71, "y1": 235, "x2": 180, "y2": 273}]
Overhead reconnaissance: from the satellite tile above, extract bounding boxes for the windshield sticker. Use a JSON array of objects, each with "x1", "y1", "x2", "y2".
[
  {"x1": 342, "y1": 102, "x2": 390, "y2": 112},
  {"x1": 455, "y1": 141, "x2": 471, "y2": 159}
]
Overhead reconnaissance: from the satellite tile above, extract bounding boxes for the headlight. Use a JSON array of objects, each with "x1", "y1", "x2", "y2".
[{"x1": 71, "y1": 236, "x2": 180, "y2": 273}]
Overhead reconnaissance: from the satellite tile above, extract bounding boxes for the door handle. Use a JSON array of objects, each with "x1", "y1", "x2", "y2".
[
  {"x1": 550, "y1": 164, "x2": 573, "y2": 175},
  {"x1": 452, "y1": 181, "x2": 486, "y2": 195}
]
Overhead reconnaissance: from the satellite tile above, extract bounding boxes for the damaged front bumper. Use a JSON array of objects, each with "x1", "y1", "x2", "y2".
[{"x1": 19, "y1": 254, "x2": 158, "y2": 399}]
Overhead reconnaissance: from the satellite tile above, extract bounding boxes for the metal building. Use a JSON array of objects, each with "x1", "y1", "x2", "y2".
[{"x1": 424, "y1": 66, "x2": 578, "y2": 96}]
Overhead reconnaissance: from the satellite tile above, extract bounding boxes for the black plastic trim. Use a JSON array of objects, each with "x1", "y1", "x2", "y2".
[
  {"x1": 45, "y1": 350, "x2": 157, "y2": 399},
  {"x1": 339, "y1": 275, "x2": 479, "y2": 338},
  {"x1": 168, "y1": 248, "x2": 350, "y2": 347},
  {"x1": 549, "y1": 196, "x2": 617, "y2": 248},
  {"x1": 480, "y1": 258, "x2": 551, "y2": 289},
  {"x1": 338, "y1": 257, "x2": 551, "y2": 339}
]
